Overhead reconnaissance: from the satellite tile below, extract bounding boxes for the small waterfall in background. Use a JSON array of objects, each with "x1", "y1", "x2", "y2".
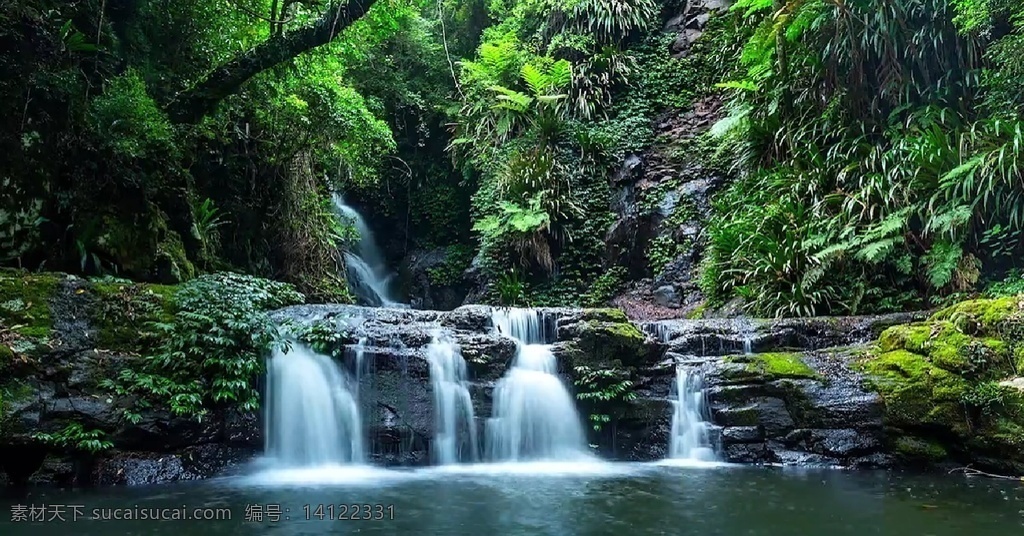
[
  {"x1": 644, "y1": 320, "x2": 720, "y2": 463},
  {"x1": 426, "y1": 334, "x2": 478, "y2": 464},
  {"x1": 668, "y1": 366, "x2": 717, "y2": 461},
  {"x1": 264, "y1": 344, "x2": 365, "y2": 467},
  {"x1": 486, "y1": 308, "x2": 588, "y2": 462},
  {"x1": 331, "y1": 193, "x2": 401, "y2": 307}
]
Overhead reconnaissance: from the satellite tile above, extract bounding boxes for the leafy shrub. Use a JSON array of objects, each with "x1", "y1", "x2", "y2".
[
  {"x1": 34, "y1": 423, "x2": 113, "y2": 454},
  {"x1": 101, "y1": 273, "x2": 304, "y2": 421},
  {"x1": 89, "y1": 72, "x2": 176, "y2": 161}
]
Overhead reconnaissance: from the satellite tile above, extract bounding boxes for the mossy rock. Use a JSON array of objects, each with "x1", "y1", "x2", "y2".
[
  {"x1": 0, "y1": 271, "x2": 61, "y2": 339},
  {"x1": 88, "y1": 279, "x2": 179, "y2": 352},
  {"x1": 877, "y1": 321, "x2": 1013, "y2": 378},
  {"x1": 734, "y1": 352, "x2": 819, "y2": 381},
  {"x1": 857, "y1": 349, "x2": 971, "y2": 432},
  {"x1": 570, "y1": 318, "x2": 647, "y2": 368},
  {"x1": 931, "y1": 296, "x2": 1023, "y2": 336},
  {"x1": 577, "y1": 308, "x2": 630, "y2": 324},
  {"x1": 892, "y1": 435, "x2": 949, "y2": 464},
  {"x1": 0, "y1": 344, "x2": 13, "y2": 374},
  {"x1": 79, "y1": 205, "x2": 195, "y2": 284}
]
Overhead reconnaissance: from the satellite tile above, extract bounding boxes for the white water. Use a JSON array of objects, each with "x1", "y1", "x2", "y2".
[
  {"x1": 668, "y1": 366, "x2": 718, "y2": 461},
  {"x1": 426, "y1": 334, "x2": 478, "y2": 464},
  {"x1": 486, "y1": 309, "x2": 588, "y2": 462},
  {"x1": 332, "y1": 193, "x2": 400, "y2": 306},
  {"x1": 264, "y1": 344, "x2": 365, "y2": 467}
]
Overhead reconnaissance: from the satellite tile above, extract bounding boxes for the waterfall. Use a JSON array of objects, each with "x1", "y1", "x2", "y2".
[
  {"x1": 485, "y1": 308, "x2": 588, "y2": 462},
  {"x1": 264, "y1": 344, "x2": 365, "y2": 466},
  {"x1": 668, "y1": 366, "x2": 718, "y2": 461},
  {"x1": 425, "y1": 334, "x2": 478, "y2": 464},
  {"x1": 331, "y1": 193, "x2": 400, "y2": 307}
]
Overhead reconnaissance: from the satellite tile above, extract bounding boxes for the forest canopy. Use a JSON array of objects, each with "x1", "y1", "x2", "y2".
[{"x1": 1, "y1": 0, "x2": 1022, "y2": 316}]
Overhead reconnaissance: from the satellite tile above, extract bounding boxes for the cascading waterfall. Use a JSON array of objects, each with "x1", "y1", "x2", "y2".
[
  {"x1": 331, "y1": 193, "x2": 400, "y2": 307},
  {"x1": 425, "y1": 334, "x2": 478, "y2": 464},
  {"x1": 486, "y1": 308, "x2": 588, "y2": 462},
  {"x1": 264, "y1": 344, "x2": 365, "y2": 467},
  {"x1": 668, "y1": 366, "x2": 717, "y2": 461}
]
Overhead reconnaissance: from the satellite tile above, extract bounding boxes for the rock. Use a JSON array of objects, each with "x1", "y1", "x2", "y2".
[
  {"x1": 441, "y1": 305, "x2": 493, "y2": 332},
  {"x1": 721, "y1": 426, "x2": 763, "y2": 443},
  {"x1": 653, "y1": 285, "x2": 681, "y2": 308},
  {"x1": 402, "y1": 248, "x2": 469, "y2": 311},
  {"x1": 723, "y1": 443, "x2": 772, "y2": 464},
  {"x1": 999, "y1": 377, "x2": 1024, "y2": 391}
]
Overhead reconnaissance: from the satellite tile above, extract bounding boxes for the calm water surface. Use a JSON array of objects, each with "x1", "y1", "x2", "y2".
[{"x1": 1, "y1": 461, "x2": 1021, "y2": 535}]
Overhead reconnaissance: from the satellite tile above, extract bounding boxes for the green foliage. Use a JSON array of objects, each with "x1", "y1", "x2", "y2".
[
  {"x1": 427, "y1": 245, "x2": 475, "y2": 287},
  {"x1": 89, "y1": 71, "x2": 176, "y2": 162},
  {"x1": 34, "y1": 423, "x2": 113, "y2": 454},
  {"x1": 100, "y1": 273, "x2": 304, "y2": 420},
  {"x1": 702, "y1": 0, "x2": 1024, "y2": 316},
  {"x1": 985, "y1": 270, "x2": 1024, "y2": 298},
  {"x1": 961, "y1": 381, "x2": 1013, "y2": 415},
  {"x1": 0, "y1": 271, "x2": 60, "y2": 339},
  {"x1": 574, "y1": 364, "x2": 637, "y2": 431},
  {"x1": 582, "y1": 266, "x2": 627, "y2": 307}
]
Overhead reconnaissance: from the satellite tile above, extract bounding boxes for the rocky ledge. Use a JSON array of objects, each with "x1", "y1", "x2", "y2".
[{"x1": 2, "y1": 269, "x2": 1022, "y2": 488}]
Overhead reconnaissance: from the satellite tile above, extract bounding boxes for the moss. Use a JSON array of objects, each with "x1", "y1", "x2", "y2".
[
  {"x1": 567, "y1": 316, "x2": 648, "y2": 368},
  {"x1": 0, "y1": 271, "x2": 61, "y2": 338},
  {"x1": 857, "y1": 350, "x2": 971, "y2": 433},
  {"x1": 863, "y1": 298, "x2": 1024, "y2": 470},
  {"x1": 744, "y1": 352, "x2": 819, "y2": 380},
  {"x1": 931, "y1": 296, "x2": 1022, "y2": 335},
  {"x1": 0, "y1": 344, "x2": 13, "y2": 374},
  {"x1": 686, "y1": 304, "x2": 707, "y2": 320},
  {"x1": 579, "y1": 308, "x2": 630, "y2": 324},
  {"x1": 892, "y1": 436, "x2": 949, "y2": 463},
  {"x1": 81, "y1": 206, "x2": 195, "y2": 283},
  {"x1": 155, "y1": 231, "x2": 195, "y2": 283},
  {"x1": 877, "y1": 321, "x2": 1013, "y2": 377},
  {"x1": 89, "y1": 279, "x2": 178, "y2": 352}
]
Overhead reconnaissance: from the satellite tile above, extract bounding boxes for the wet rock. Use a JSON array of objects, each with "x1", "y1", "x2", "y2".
[
  {"x1": 653, "y1": 286, "x2": 681, "y2": 308},
  {"x1": 723, "y1": 443, "x2": 772, "y2": 464},
  {"x1": 721, "y1": 426, "x2": 763, "y2": 443},
  {"x1": 402, "y1": 248, "x2": 469, "y2": 311},
  {"x1": 441, "y1": 305, "x2": 494, "y2": 332}
]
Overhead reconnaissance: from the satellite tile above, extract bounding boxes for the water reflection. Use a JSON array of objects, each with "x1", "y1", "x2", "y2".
[{"x1": 1, "y1": 465, "x2": 1020, "y2": 536}]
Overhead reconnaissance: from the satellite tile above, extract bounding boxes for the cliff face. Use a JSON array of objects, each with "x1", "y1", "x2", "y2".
[{"x1": 2, "y1": 269, "x2": 1022, "y2": 488}]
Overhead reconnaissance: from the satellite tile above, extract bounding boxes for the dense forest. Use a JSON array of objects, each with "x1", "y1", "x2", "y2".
[{"x1": 2, "y1": 0, "x2": 1023, "y2": 318}]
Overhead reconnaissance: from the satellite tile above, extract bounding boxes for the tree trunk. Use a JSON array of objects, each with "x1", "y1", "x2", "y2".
[{"x1": 167, "y1": 0, "x2": 377, "y2": 123}]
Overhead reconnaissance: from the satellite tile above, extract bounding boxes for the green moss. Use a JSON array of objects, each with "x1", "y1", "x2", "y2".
[
  {"x1": 89, "y1": 279, "x2": 178, "y2": 352},
  {"x1": 931, "y1": 296, "x2": 1021, "y2": 335},
  {"x1": 568, "y1": 316, "x2": 648, "y2": 368},
  {"x1": 892, "y1": 436, "x2": 949, "y2": 463},
  {"x1": 686, "y1": 304, "x2": 708, "y2": 320},
  {"x1": 876, "y1": 321, "x2": 1014, "y2": 377},
  {"x1": 155, "y1": 231, "x2": 195, "y2": 282},
  {"x1": 0, "y1": 271, "x2": 61, "y2": 338},
  {"x1": 857, "y1": 349, "x2": 971, "y2": 433},
  {"x1": 0, "y1": 344, "x2": 13, "y2": 374},
  {"x1": 579, "y1": 308, "x2": 630, "y2": 323},
  {"x1": 745, "y1": 352, "x2": 819, "y2": 380},
  {"x1": 80, "y1": 206, "x2": 195, "y2": 283}
]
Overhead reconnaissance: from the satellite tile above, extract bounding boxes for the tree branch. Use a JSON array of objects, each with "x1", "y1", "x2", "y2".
[{"x1": 167, "y1": 0, "x2": 377, "y2": 124}]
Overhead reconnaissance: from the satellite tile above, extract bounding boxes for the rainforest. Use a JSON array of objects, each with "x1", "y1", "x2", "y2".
[{"x1": 1, "y1": 0, "x2": 1023, "y2": 529}]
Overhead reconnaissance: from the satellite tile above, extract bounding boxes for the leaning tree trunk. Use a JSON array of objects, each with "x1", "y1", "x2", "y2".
[{"x1": 167, "y1": 0, "x2": 378, "y2": 123}]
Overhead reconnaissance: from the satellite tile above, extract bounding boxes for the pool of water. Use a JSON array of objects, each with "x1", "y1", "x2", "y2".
[{"x1": 1, "y1": 462, "x2": 1021, "y2": 535}]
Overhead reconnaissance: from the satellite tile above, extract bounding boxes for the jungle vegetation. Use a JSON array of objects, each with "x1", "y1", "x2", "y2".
[{"x1": 1, "y1": 0, "x2": 1022, "y2": 316}]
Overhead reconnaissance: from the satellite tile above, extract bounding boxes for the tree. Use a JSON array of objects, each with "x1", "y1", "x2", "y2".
[{"x1": 167, "y1": 0, "x2": 379, "y2": 123}]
